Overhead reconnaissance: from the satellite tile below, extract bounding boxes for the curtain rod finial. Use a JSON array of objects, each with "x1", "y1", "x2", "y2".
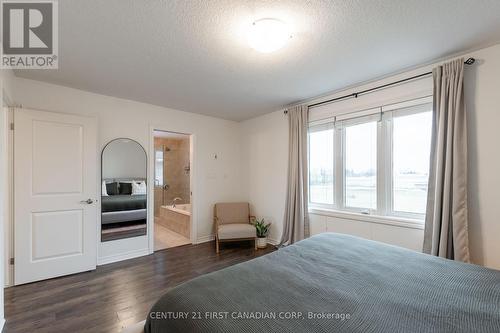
[{"x1": 465, "y1": 58, "x2": 475, "y2": 65}]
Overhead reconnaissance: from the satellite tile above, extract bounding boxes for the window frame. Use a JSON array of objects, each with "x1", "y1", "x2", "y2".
[
  {"x1": 308, "y1": 97, "x2": 432, "y2": 223},
  {"x1": 386, "y1": 103, "x2": 433, "y2": 220},
  {"x1": 154, "y1": 148, "x2": 164, "y2": 186},
  {"x1": 340, "y1": 116, "x2": 379, "y2": 214},
  {"x1": 307, "y1": 120, "x2": 336, "y2": 208}
]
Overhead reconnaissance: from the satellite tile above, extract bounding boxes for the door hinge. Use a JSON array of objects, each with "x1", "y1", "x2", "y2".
[
  {"x1": 10, "y1": 123, "x2": 14, "y2": 130},
  {"x1": 9, "y1": 258, "x2": 14, "y2": 265}
]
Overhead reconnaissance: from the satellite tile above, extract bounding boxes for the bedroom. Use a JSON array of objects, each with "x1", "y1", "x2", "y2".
[{"x1": 0, "y1": 1, "x2": 500, "y2": 332}]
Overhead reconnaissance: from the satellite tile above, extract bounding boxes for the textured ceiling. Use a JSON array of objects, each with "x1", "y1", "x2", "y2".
[{"x1": 15, "y1": 0, "x2": 500, "y2": 121}]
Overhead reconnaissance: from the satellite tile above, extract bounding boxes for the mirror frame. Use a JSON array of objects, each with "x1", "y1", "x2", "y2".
[{"x1": 100, "y1": 138, "x2": 148, "y2": 242}]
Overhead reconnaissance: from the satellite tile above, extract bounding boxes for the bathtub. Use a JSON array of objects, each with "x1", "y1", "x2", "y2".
[
  {"x1": 164, "y1": 204, "x2": 191, "y2": 216},
  {"x1": 158, "y1": 204, "x2": 191, "y2": 238}
]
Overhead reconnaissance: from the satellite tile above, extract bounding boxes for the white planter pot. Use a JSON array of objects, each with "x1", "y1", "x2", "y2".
[{"x1": 256, "y1": 237, "x2": 267, "y2": 249}]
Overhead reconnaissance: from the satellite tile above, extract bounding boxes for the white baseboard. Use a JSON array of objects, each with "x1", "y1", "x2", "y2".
[
  {"x1": 196, "y1": 234, "x2": 215, "y2": 244},
  {"x1": 4, "y1": 265, "x2": 14, "y2": 287},
  {"x1": 267, "y1": 238, "x2": 279, "y2": 246},
  {"x1": 98, "y1": 248, "x2": 150, "y2": 265}
]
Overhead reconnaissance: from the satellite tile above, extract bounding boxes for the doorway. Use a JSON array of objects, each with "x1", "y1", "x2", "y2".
[
  {"x1": 13, "y1": 108, "x2": 98, "y2": 284},
  {"x1": 153, "y1": 130, "x2": 192, "y2": 250}
]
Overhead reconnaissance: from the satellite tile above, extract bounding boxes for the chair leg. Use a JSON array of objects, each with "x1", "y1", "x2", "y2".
[{"x1": 216, "y1": 237, "x2": 220, "y2": 254}]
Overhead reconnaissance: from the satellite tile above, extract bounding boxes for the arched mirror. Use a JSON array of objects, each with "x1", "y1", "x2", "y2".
[{"x1": 101, "y1": 138, "x2": 147, "y2": 242}]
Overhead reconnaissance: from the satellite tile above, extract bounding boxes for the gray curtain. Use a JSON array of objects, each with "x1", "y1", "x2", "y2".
[
  {"x1": 280, "y1": 105, "x2": 309, "y2": 246},
  {"x1": 423, "y1": 58, "x2": 470, "y2": 262}
]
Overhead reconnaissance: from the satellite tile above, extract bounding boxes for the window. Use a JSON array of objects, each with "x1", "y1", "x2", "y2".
[
  {"x1": 344, "y1": 121, "x2": 377, "y2": 210},
  {"x1": 154, "y1": 149, "x2": 164, "y2": 186},
  {"x1": 308, "y1": 99, "x2": 432, "y2": 221},
  {"x1": 392, "y1": 111, "x2": 432, "y2": 215},
  {"x1": 309, "y1": 125, "x2": 334, "y2": 205}
]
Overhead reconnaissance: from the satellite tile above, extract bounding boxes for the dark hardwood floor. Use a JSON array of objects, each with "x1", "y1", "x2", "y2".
[{"x1": 3, "y1": 241, "x2": 275, "y2": 333}]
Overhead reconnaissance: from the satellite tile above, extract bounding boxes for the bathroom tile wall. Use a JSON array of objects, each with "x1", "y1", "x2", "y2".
[{"x1": 154, "y1": 137, "x2": 190, "y2": 216}]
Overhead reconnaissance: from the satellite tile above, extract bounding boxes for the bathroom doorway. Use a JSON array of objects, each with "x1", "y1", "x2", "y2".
[{"x1": 153, "y1": 130, "x2": 192, "y2": 251}]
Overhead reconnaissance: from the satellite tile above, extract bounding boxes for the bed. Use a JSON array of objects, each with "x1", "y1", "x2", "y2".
[
  {"x1": 101, "y1": 178, "x2": 147, "y2": 241},
  {"x1": 140, "y1": 233, "x2": 500, "y2": 333},
  {"x1": 101, "y1": 194, "x2": 147, "y2": 224}
]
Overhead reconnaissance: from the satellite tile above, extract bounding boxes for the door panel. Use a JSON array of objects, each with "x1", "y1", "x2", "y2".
[
  {"x1": 31, "y1": 210, "x2": 83, "y2": 261},
  {"x1": 14, "y1": 108, "x2": 97, "y2": 285},
  {"x1": 32, "y1": 120, "x2": 83, "y2": 194}
]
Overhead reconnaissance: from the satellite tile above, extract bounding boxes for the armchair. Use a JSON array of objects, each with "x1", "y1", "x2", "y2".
[{"x1": 214, "y1": 202, "x2": 256, "y2": 253}]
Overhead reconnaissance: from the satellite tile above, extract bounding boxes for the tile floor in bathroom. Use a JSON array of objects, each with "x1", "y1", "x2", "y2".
[{"x1": 154, "y1": 218, "x2": 191, "y2": 250}]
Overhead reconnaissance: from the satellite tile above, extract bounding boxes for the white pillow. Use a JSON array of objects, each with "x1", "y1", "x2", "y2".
[
  {"x1": 102, "y1": 181, "x2": 108, "y2": 196},
  {"x1": 132, "y1": 181, "x2": 147, "y2": 195}
]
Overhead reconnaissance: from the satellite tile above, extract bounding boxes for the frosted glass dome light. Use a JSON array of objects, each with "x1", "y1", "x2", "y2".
[{"x1": 247, "y1": 19, "x2": 291, "y2": 53}]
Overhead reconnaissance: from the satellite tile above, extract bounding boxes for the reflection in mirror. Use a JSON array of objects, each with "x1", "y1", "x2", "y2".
[
  {"x1": 154, "y1": 148, "x2": 164, "y2": 186},
  {"x1": 101, "y1": 138, "x2": 147, "y2": 242}
]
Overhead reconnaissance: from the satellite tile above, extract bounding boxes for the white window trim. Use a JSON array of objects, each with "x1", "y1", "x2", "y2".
[
  {"x1": 308, "y1": 206, "x2": 425, "y2": 230},
  {"x1": 386, "y1": 102, "x2": 432, "y2": 220},
  {"x1": 308, "y1": 96, "x2": 432, "y2": 224},
  {"x1": 378, "y1": 114, "x2": 388, "y2": 215},
  {"x1": 308, "y1": 122, "x2": 335, "y2": 206},
  {"x1": 334, "y1": 128, "x2": 343, "y2": 209},
  {"x1": 309, "y1": 117, "x2": 336, "y2": 128}
]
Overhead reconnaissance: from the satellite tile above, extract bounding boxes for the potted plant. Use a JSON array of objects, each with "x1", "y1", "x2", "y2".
[{"x1": 252, "y1": 218, "x2": 271, "y2": 249}]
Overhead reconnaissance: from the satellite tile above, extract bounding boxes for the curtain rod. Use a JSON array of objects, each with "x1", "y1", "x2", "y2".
[{"x1": 284, "y1": 57, "x2": 475, "y2": 114}]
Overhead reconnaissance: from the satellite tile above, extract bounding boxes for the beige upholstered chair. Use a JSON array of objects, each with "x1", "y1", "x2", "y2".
[{"x1": 214, "y1": 202, "x2": 256, "y2": 253}]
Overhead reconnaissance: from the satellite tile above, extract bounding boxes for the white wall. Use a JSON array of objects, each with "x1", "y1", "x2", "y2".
[
  {"x1": 0, "y1": 84, "x2": 6, "y2": 331},
  {"x1": 10, "y1": 77, "x2": 247, "y2": 263},
  {"x1": 242, "y1": 43, "x2": 500, "y2": 270},
  {"x1": 241, "y1": 110, "x2": 288, "y2": 244},
  {"x1": 465, "y1": 44, "x2": 500, "y2": 269},
  {"x1": 5, "y1": 43, "x2": 500, "y2": 275},
  {"x1": 309, "y1": 213, "x2": 424, "y2": 252},
  {"x1": 0, "y1": 68, "x2": 15, "y2": 331}
]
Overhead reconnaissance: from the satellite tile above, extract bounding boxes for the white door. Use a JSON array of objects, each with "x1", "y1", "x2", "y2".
[{"x1": 14, "y1": 108, "x2": 98, "y2": 285}]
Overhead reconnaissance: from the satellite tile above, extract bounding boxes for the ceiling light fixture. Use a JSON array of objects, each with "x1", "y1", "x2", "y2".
[{"x1": 247, "y1": 18, "x2": 291, "y2": 53}]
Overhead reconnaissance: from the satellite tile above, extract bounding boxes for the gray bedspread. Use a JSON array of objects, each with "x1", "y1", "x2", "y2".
[
  {"x1": 145, "y1": 233, "x2": 500, "y2": 333},
  {"x1": 101, "y1": 194, "x2": 146, "y2": 213}
]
